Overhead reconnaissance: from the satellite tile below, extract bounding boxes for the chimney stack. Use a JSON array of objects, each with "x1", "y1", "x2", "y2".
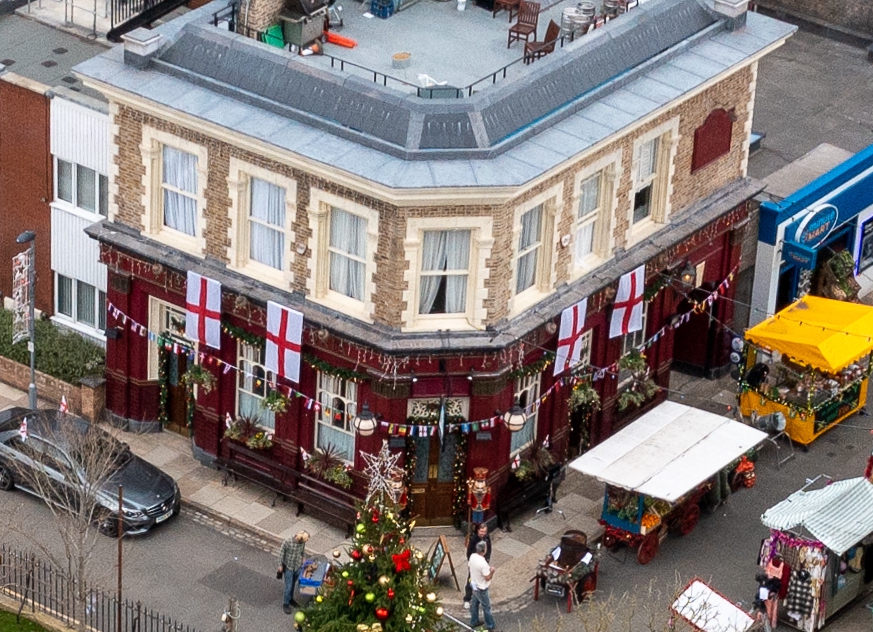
[
  {"x1": 122, "y1": 28, "x2": 164, "y2": 69},
  {"x1": 712, "y1": 0, "x2": 748, "y2": 31}
]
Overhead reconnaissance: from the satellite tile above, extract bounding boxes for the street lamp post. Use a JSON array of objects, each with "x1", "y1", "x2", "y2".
[{"x1": 16, "y1": 231, "x2": 37, "y2": 410}]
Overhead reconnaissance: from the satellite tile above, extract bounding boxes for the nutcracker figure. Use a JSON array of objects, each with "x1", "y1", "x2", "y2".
[
  {"x1": 388, "y1": 468, "x2": 408, "y2": 509},
  {"x1": 467, "y1": 467, "x2": 491, "y2": 524}
]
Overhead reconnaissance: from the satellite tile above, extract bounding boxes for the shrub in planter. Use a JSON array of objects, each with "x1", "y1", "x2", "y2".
[
  {"x1": 0, "y1": 309, "x2": 104, "y2": 384},
  {"x1": 305, "y1": 443, "x2": 354, "y2": 488}
]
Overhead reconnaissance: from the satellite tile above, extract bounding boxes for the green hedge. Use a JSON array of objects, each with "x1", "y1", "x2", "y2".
[
  {"x1": 0, "y1": 309, "x2": 105, "y2": 384},
  {"x1": 0, "y1": 608, "x2": 51, "y2": 631}
]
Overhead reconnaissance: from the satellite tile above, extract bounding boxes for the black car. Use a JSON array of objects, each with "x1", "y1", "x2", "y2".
[{"x1": 0, "y1": 407, "x2": 180, "y2": 536}]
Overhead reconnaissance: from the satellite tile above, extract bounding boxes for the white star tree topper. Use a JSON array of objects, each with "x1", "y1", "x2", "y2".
[{"x1": 360, "y1": 440, "x2": 402, "y2": 503}]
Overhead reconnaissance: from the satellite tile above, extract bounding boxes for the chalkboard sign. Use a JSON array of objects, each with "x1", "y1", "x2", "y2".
[
  {"x1": 428, "y1": 535, "x2": 448, "y2": 581},
  {"x1": 425, "y1": 535, "x2": 460, "y2": 590}
]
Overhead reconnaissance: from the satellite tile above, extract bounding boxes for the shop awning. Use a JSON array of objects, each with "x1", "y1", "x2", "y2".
[
  {"x1": 671, "y1": 579, "x2": 755, "y2": 632},
  {"x1": 745, "y1": 296, "x2": 873, "y2": 372},
  {"x1": 761, "y1": 476, "x2": 873, "y2": 556},
  {"x1": 568, "y1": 401, "x2": 767, "y2": 502}
]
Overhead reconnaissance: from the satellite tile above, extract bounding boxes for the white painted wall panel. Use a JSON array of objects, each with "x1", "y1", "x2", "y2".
[
  {"x1": 51, "y1": 206, "x2": 107, "y2": 290},
  {"x1": 50, "y1": 98, "x2": 109, "y2": 174}
]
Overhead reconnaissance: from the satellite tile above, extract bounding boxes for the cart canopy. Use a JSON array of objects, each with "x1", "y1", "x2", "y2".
[
  {"x1": 568, "y1": 402, "x2": 766, "y2": 502},
  {"x1": 671, "y1": 579, "x2": 755, "y2": 632},
  {"x1": 745, "y1": 296, "x2": 873, "y2": 372},
  {"x1": 761, "y1": 476, "x2": 873, "y2": 556}
]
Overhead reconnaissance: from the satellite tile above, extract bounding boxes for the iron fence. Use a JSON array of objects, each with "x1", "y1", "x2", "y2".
[{"x1": 0, "y1": 544, "x2": 197, "y2": 632}]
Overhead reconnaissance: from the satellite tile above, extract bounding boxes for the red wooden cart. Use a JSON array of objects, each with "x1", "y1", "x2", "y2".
[
  {"x1": 532, "y1": 529, "x2": 599, "y2": 612},
  {"x1": 569, "y1": 402, "x2": 767, "y2": 565}
]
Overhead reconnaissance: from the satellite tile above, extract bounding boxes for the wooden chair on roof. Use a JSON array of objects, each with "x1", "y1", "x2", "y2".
[
  {"x1": 524, "y1": 19, "x2": 560, "y2": 64},
  {"x1": 492, "y1": 0, "x2": 520, "y2": 22},
  {"x1": 508, "y1": 1, "x2": 539, "y2": 48}
]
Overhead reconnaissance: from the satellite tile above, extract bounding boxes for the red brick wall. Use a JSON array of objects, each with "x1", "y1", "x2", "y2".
[{"x1": 0, "y1": 79, "x2": 53, "y2": 313}]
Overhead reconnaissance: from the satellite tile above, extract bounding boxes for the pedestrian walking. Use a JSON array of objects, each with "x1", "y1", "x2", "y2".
[
  {"x1": 468, "y1": 540, "x2": 498, "y2": 632},
  {"x1": 464, "y1": 523, "x2": 492, "y2": 609},
  {"x1": 277, "y1": 530, "x2": 308, "y2": 613}
]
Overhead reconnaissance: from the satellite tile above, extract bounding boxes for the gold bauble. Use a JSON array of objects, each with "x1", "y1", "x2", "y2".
[
  {"x1": 357, "y1": 625, "x2": 369, "y2": 632},
  {"x1": 368, "y1": 555, "x2": 376, "y2": 561},
  {"x1": 414, "y1": 550, "x2": 424, "y2": 560},
  {"x1": 332, "y1": 550, "x2": 342, "y2": 559},
  {"x1": 425, "y1": 592, "x2": 436, "y2": 603},
  {"x1": 378, "y1": 575, "x2": 389, "y2": 586},
  {"x1": 405, "y1": 614, "x2": 414, "y2": 624},
  {"x1": 436, "y1": 606, "x2": 444, "y2": 617},
  {"x1": 371, "y1": 624, "x2": 383, "y2": 632}
]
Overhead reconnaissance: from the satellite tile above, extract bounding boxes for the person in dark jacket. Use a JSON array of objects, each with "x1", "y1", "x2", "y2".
[{"x1": 464, "y1": 523, "x2": 492, "y2": 609}]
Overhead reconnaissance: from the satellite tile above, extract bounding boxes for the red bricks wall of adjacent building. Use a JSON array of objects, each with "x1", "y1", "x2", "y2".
[
  {"x1": 760, "y1": 0, "x2": 873, "y2": 36},
  {"x1": 0, "y1": 81, "x2": 53, "y2": 313}
]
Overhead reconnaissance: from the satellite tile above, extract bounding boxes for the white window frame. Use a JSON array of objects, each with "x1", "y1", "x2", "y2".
[
  {"x1": 617, "y1": 302, "x2": 649, "y2": 388},
  {"x1": 572, "y1": 151, "x2": 620, "y2": 275},
  {"x1": 227, "y1": 158, "x2": 296, "y2": 289},
  {"x1": 509, "y1": 185, "x2": 560, "y2": 315},
  {"x1": 147, "y1": 297, "x2": 189, "y2": 380},
  {"x1": 54, "y1": 157, "x2": 109, "y2": 219},
  {"x1": 237, "y1": 342, "x2": 276, "y2": 432},
  {"x1": 402, "y1": 216, "x2": 494, "y2": 331},
  {"x1": 315, "y1": 371, "x2": 358, "y2": 464},
  {"x1": 141, "y1": 126, "x2": 208, "y2": 255},
  {"x1": 510, "y1": 373, "x2": 541, "y2": 458},
  {"x1": 307, "y1": 188, "x2": 379, "y2": 323},
  {"x1": 54, "y1": 273, "x2": 106, "y2": 335},
  {"x1": 627, "y1": 119, "x2": 680, "y2": 246}
]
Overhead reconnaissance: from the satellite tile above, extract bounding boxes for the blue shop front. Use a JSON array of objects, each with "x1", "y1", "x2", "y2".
[{"x1": 751, "y1": 144, "x2": 873, "y2": 325}]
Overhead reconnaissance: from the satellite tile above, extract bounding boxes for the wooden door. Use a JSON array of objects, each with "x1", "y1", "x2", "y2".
[
  {"x1": 165, "y1": 350, "x2": 189, "y2": 435},
  {"x1": 409, "y1": 433, "x2": 458, "y2": 526}
]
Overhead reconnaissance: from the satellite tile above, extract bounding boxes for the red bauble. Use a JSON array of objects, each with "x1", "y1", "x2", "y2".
[
  {"x1": 399, "y1": 538, "x2": 405, "y2": 545},
  {"x1": 347, "y1": 580, "x2": 354, "y2": 586},
  {"x1": 372, "y1": 510, "x2": 380, "y2": 523},
  {"x1": 351, "y1": 549, "x2": 362, "y2": 560},
  {"x1": 387, "y1": 588, "x2": 395, "y2": 599},
  {"x1": 375, "y1": 607, "x2": 390, "y2": 620}
]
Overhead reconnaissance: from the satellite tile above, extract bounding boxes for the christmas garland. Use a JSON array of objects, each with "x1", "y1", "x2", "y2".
[
  {"x1": 303, "y1": 354, "x2": 369, "y2": 383},
  {"x1": 451, "y1": 433, "x2": 469, "y2": 525},
  {"x1": 643, "y1": 274, "x2": 672, "y2": 302},
  {"x1": 221, "y1": 319, "x2": 265, "y2": 349},
  {"x1": 403, "y1": 439, "x2": 418, "y2": 515},
  {"x1": 508, "y1": 352, "x2": 555, "y2": 380},
  {"x1": 158, "y1": 340, "x2": 170, "y2": 426}
]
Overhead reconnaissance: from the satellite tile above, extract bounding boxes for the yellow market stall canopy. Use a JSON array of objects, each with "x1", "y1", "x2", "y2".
[
  {"x1": 745, "y1": 296, "x2": 873, "y2": 372},
  {"x1": 740, "y1": 296, "x2": 873, "y2": 445}
]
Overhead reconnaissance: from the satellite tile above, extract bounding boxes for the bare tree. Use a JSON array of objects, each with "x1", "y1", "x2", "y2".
[{"x1": 0, "y1": 410, "x2": 128, "y2": 628}]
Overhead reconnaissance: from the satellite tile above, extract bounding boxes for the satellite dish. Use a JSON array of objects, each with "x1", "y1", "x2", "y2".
[
  {"x1": 751, "y1": 411, "x2": 786, "y2": 433},
  {"x1": 731, "y1": 337, "x2": 744, "y2": 353}
]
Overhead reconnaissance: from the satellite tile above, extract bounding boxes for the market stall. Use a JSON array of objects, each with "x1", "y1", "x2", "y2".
[
  {"x1": 739, "y1": 296, "x2": 873, "y2": 446},
  {"x1": 569, "y1": 402, "x2": 767, "y2": 564},
  {"x1": 759, "y1": 472, "x2": 873, "y2": 631}
]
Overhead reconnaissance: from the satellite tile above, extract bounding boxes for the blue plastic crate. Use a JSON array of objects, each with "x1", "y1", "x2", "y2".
[{"x1": 369, "y1": 0, "x2": 394, "y2": 19}]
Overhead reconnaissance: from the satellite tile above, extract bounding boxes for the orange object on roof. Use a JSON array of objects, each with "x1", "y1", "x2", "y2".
[{"x1": 324, "y1": 31, "x2": 357, "y2": 48}]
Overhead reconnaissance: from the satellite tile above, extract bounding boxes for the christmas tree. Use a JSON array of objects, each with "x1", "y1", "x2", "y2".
[{"x1": 295, "y1": 441, "x2": 453, "y2": 632}]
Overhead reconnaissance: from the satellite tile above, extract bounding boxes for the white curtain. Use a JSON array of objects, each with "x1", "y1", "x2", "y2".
[
  {"x1": 419, "y1": 230, "x2": 470, "y2": 314},
  {"x1": 576, "y1": 223, "x2": 595, "y2": 261},
  {"x1": 516, "y1": 207, "x2": 541, "y2": 293},
  {"x1": 162, "y1": 146, "x2": 198, "y2": 236},
  {"x1": 250, "y1": 178, "x2": 285, "y2": 269},
  {"x1": 329, "y1": 208, "x2": 366, "y2": 301}
]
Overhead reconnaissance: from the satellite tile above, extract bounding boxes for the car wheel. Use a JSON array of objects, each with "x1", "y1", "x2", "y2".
[
  {"x1": 96, "y1": 510, "x2": 120, "y2": 537},
  {"x1": 0, "y1": 465, "x2": 14, "y2": 491}
]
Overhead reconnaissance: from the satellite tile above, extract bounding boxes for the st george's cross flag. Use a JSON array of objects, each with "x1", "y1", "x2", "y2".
[
  {"x1": 59, "y1": 395, "x2": 68, "y2": 416},
  {"x1": 265, "y1": 301, "x2": 303, "y2": 383},
  {"x1": 185, "y1": 271, "x2": 222, "y2": 349},
  {"x1": 18, "y1": 418, "x2": 27, "y2": 442},
  {"x1": 554, "y1": 298, "x2": 588, "y2": 376},
  {"x1": 609, "y1": 265, "x2": 645, "y2": 339}
]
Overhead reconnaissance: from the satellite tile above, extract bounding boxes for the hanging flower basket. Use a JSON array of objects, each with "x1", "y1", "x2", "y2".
[
  {"x1": 569, "y1": 381, "x2": 601, "y2": 412},
  {"x1": 180, "y1": 364, "x2": 217, "y2": 394},
  {"x1": 262, "y1": 390, "x2": 289, "y2": 414}
]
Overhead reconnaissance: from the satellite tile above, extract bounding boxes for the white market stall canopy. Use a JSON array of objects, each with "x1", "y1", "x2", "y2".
[
  {"x1": 761, "y1": 476, "x2": 873, "y2": 556},
  {"x1": 569, "y1": 401, "x2": 767, "y2": 502},
  {"x1": 671, "y1": 579, "x2": 755, "y2": 632}
]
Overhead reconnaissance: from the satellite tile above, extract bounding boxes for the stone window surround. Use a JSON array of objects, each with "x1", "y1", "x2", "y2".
[
  {"x1": 571, "y1": 150, "x2": 622, "y2": 278},
  {"x1": 146, "y1": 296, "x2": 189, "y2": 381},
  {"x1": 306, "y1": 188, "x2": 380, "y2": 324},
  {"x1": 140, "y1": 125, "x2": 208, "y2": 256},
  {"x1": 626, "y1": 118, "x2": 681, "y2": 247},
  {"x1": 316, "y1": 371, "x2": 358, "y2": 464},
  {"x1": 510, "y1": 372, "x2": 541, "y2": 458},
  {"x1": 509, "y1": 184, "x2": 561, "y2": 317},
  {"x1": 401, "y1": 216, "x2": 494, "y2": 332},
  {"x1": 226, "y1": 157, "x2": 297, "y2": 291}
]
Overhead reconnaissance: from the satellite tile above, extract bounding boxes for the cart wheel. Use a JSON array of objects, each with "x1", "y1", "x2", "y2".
[
  {"x1": 603, "y1": 533, "x2": 617, "y2": 549},
  {"x1": 679, "y1": 503, "x2": 700, "y2": 536},
  {"x1": 637, "y1": 532, "x2": 659, "y2": 565}
]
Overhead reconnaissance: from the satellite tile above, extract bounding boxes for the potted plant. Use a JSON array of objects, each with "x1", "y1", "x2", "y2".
[
  {"x1": 246, "y1": 429, "x2": 274, "y2": 450},
  {"x1": 305, "y1": 443, "x2": 354, "y2": 489},
  {"x1": 180, "y1": 364, "x2": 217, "y2": 394},
  {"x1": 224, "y1": 415, "x2": 259, "y2": 442}
]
